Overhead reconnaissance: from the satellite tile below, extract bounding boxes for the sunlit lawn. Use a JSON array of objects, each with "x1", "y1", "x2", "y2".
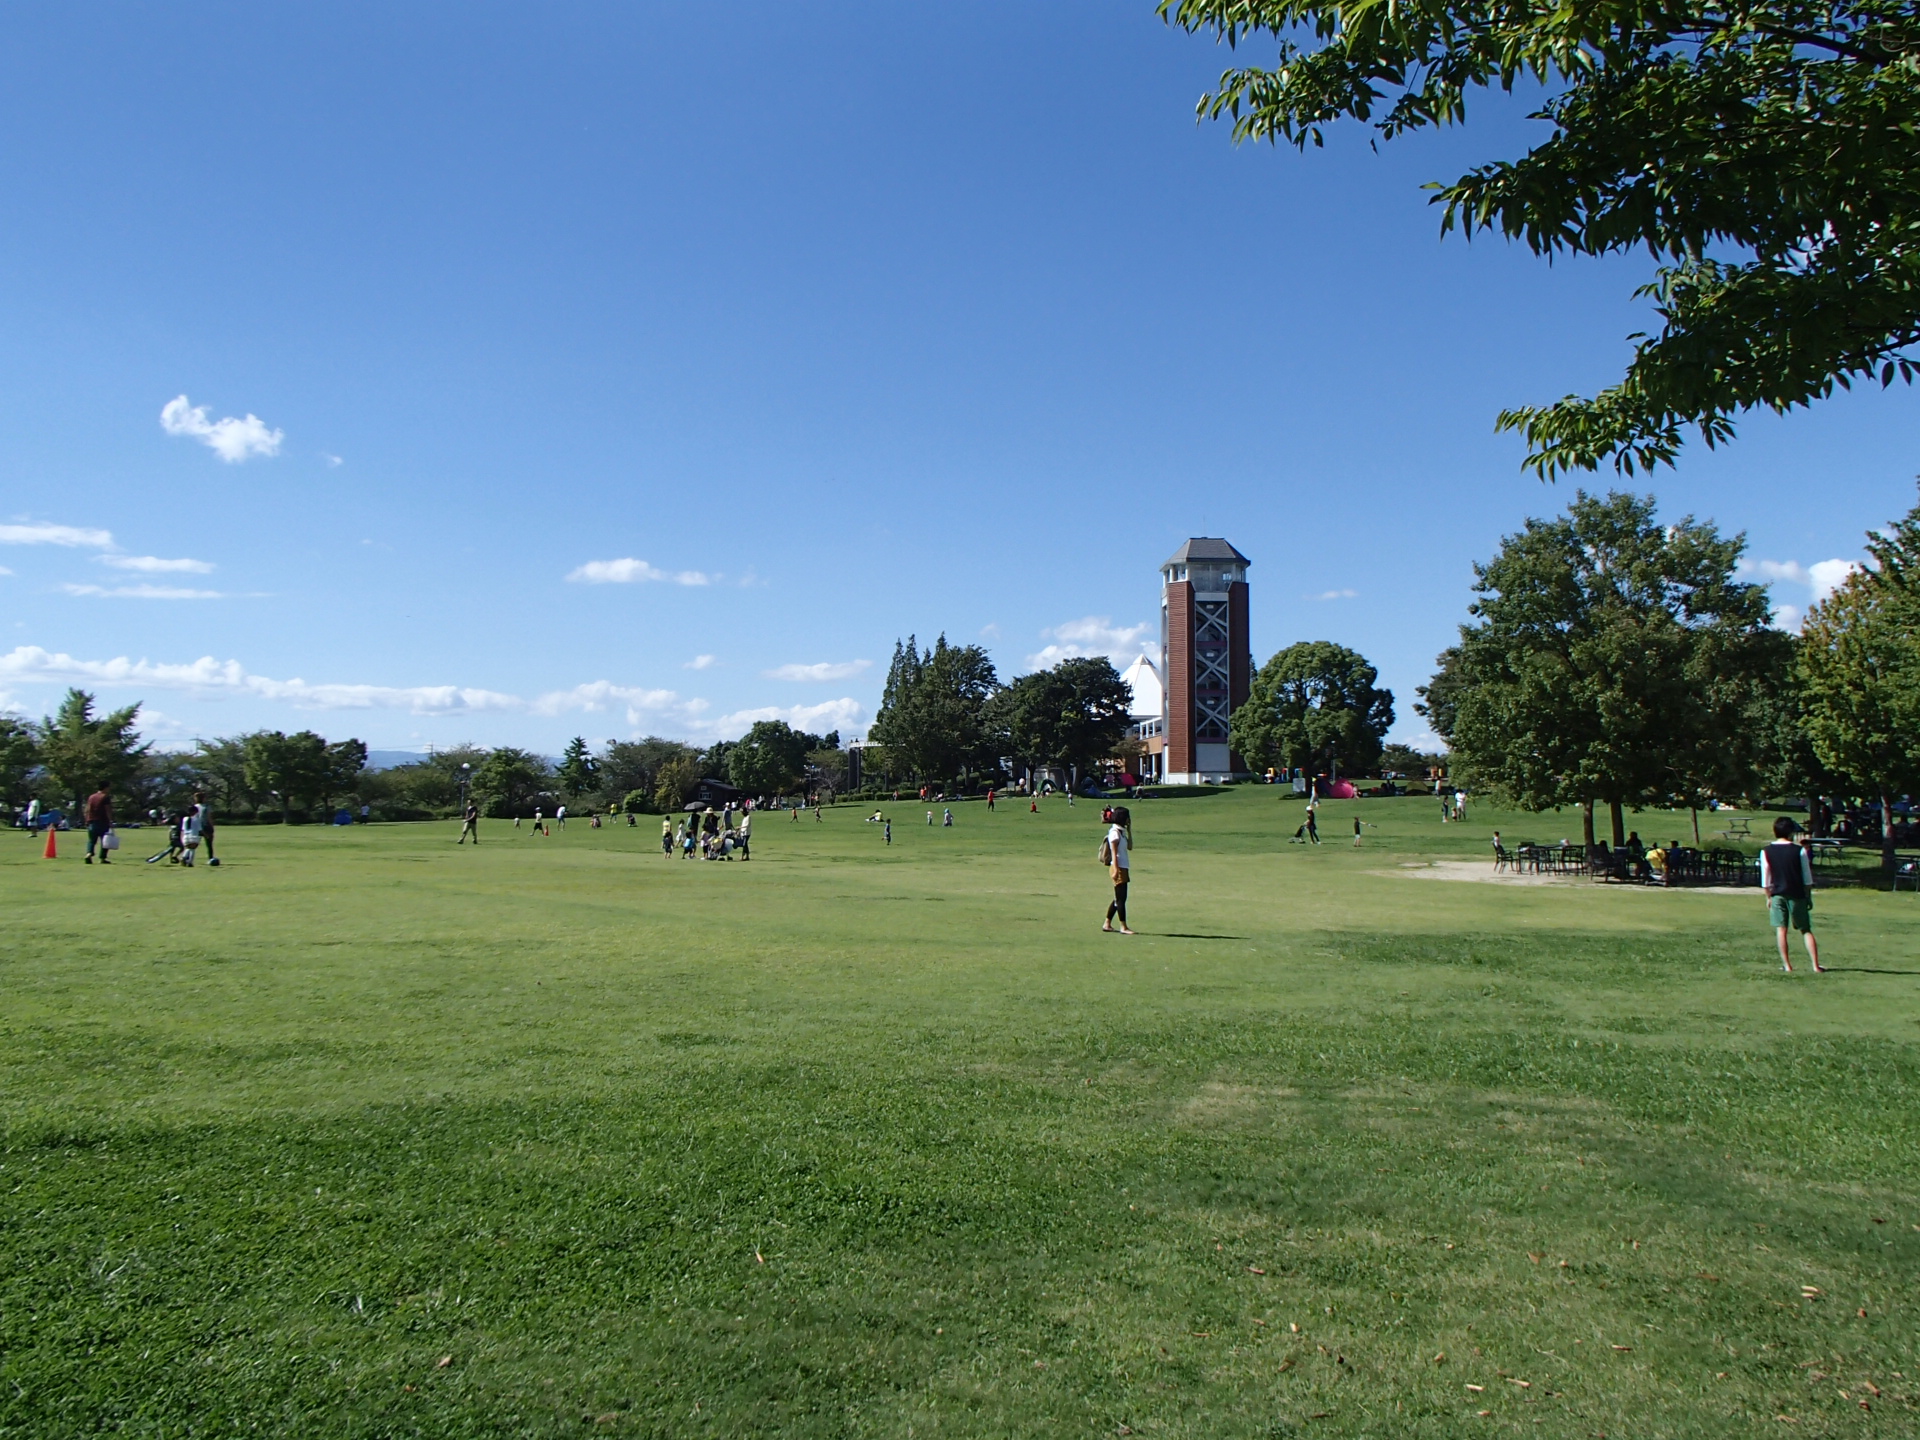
[{"x1": 3, "y1": 788, "x2": 1916, "y2": 1437}]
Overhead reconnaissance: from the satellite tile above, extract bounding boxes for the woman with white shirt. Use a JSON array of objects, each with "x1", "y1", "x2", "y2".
[{"x1": 1101, "y1": 807, "x2": 1134, "y2": 935}]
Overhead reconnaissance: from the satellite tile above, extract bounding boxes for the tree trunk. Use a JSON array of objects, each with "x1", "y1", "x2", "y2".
[
  {"x1": 1609, "y1": 800, "x2": 1626, "y2": 848},
  {"x1": 1582, "y1": 801, "x2": 1595, "y2": 849},
  {"x1": 1883, "y1": 791, "x2": 1897, "y2": 877},
  {"x1": 1691, "y1": 807, "x2": 1701, "y2": 847}
]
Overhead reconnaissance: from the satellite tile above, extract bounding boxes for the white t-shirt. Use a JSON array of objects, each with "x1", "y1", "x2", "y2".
[{"x1": 1106, "y1": 824, "x2": 1130, "y2": 870}]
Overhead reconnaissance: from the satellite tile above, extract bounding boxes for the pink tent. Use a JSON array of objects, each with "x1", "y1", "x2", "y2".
[{"x1": 1322, "y1": 780, "x2": 1357, "y2": 800}]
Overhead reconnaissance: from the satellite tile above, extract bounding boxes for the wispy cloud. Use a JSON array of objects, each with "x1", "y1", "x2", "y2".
[
  {"x1": 1739, "y1": 555, "x2": 1863, "y2": 631},
  {"x1": 324, "y1": 454, "x2": 343, "y2": 467},
  {"x1": 161, "y1": 395, "x2": 283, "y2": 462},
  {"x1": 0, "y1": 566, "x2": 11, "y2": 576},
  {"x1": 567, "y1": 557, "x2": 713, "y2": 586},
  {"x1": 705, "y1": 698, "x2": 864, "y2": 740},
  {"x1": 1308, "y1": 588, "x2": 1359, "y2": 601},
  {"x1": 1026, "y1": 616, "x2": 1151, "y2": 670},
  {"x1": 684, "y1": 654, "x2": 719, "y2": 670},
  {"x1": 764, "y1": 660, "x2": 871, "y2": 682},
  {"x1": 62, "y1": 583, "x2": 223, "y2": 600},
  {"x1": 0, "y1": 522, "x2": 114, "y2": 547},
  {"x1": 98, "y1": 554, "x2": 215, "y2": 575},
  {"x1": 0, "y1": 645, "x2": 519, "y2": 713},
  {"x1": 530, "y1": 681, "x2": 710, "y2": 729}
]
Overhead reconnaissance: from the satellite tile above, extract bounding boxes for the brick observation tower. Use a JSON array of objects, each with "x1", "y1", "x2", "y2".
[{"x1": 1160, "y1": 538, "x2": 1252, "y2": 784}]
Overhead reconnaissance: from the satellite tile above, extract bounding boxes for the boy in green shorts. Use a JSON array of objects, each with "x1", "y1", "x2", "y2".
[{"x1": 1760, "y1": 817, "x2": 1823, "y2": 973}]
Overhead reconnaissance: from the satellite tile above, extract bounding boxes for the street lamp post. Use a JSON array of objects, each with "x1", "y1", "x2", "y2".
[{"x1": 459, "y1": 763, "x2": 472, "y2": 813}]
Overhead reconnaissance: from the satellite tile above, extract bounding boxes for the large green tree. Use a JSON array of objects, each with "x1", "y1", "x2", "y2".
[
  {"x1": 556, "y1": 736, "x2": 599, "y2": 799},
  {"x1": 987, "y1": 657, "x2": 1134, "y2": 787},
  {"x1": 38, "y1": 689, "x2": 148, "y2": 807},
  {"x1": 1799, "y1": 491, "x2": 1920, "y2": 873},
  {"x1": 727, "y1": 720, "x2": 815, "y2": 797},
  {"x1": 870, "y1": 635, "x2": 1002, "y2": 782},
  {"x1": 472, "y1": 747, "x2": 552, "y2": 818},
  {"x1": 598, "y1": 738, "x2": 696, "y2": 808},
  {"x1": 1164, "y1": 0, "x2": 1920, "y2": 476},
  {"x1": 243, "y1": 730, "x2": 331, "y2": 822},
  {"x1": 1418, "y1": 491, "x2": 1784, "y2": 844},
  {"x1": 0, "y1": 715, "x2": 38, "y2": 811},
  {"x1": 1230, "y1": 641, "x2": 1395, "y2": 780}
]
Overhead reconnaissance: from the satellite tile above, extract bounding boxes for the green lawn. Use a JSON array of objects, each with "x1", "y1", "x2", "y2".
[{"x1": 4, "y1": 790, "x2": 1917, "y2": 1437}]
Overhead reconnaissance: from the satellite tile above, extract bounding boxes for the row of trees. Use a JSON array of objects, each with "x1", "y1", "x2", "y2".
[
  {"x1": 1417, "y1": 489, "x2": 1920, "y2": 874},
  {"x1": 866, "y1": 636, "x2": 1136, "y2": 790},
  {"x1": 0, "y1": 693, "x2": 370, "y2": 823},
  {"x1": 0, "y1": 699, "x2": 852, "y2": 824}
]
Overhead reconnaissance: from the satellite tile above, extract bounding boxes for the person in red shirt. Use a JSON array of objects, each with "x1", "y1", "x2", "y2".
[{"x1": 83, "y1": 783, "x2": 113, "y2": 864}]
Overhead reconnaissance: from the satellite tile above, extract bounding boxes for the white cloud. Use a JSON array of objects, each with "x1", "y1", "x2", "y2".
[
  {"x1": 0, "y1": 645, "x2": 518, "y2": 714},
  {"x1": 0, "y1": 522, "x2": 114, "y2": 547},
  {"x1": 0, "y1": 566, "x2": 11, "y2": 576},
  {"x1": 324, "y1": 454, "x2": 343, "y2": 467},
  {"x1": 1309, "y1": 588, "x2": 1359, "y2": 601},
  {"x1": 161, "y1": 395, "x2": 284, "y2": 462},
  {"x1": 1739, "y1": 555, "x2": 1863, "y2": 631},
  {"x1": 62, "y1": 583, "x2": 224, "y2": 600},
  {"x1": 98, "y1": 554, "x2": 216, "y2": 574},
  {"x1": 684, "y1": 654, "x2": 719, "y2": 670},
  {"x1": 567, "y1": 557, "x2": 712, "y2": 586},
  {"x1": 764, "y1": 660, "x2": 871, "y2": 682},
  {"x1": 704, "y1": 698, "x2": 864, "y2": 741},
  {"x1": 530, "y1": 681, "x2": 710, "y2": 730},
  {"x1": 1026, "y1": 615, "x2": 1151, "y2": 670},
  {"x1": 979, "y1": 622, "x2": 1001, "y2": 640},
  {"x1": 1807, "y1": 558, "x2": 1860, "y2": 602}
]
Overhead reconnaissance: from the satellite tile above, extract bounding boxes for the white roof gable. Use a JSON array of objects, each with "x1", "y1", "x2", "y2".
[{"x1": 1120, "y1": 653, "x2": 1163, "y2": 721}]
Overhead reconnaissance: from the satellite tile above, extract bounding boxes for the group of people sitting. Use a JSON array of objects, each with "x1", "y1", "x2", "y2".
[{"x1": 663, "y1": 804, "x2": 751, "y2": 860}]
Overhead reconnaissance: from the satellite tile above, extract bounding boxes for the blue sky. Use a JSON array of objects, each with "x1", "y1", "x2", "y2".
[{"x1": 0, "y1": 2, "x2": 1912, "y2": 754}]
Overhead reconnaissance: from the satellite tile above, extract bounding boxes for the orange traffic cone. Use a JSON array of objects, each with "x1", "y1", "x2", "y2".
[{"x1": 42, "y1": 825, "x2": 57, "y2": 859}]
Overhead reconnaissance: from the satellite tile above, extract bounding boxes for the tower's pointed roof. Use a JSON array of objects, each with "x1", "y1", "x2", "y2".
[{"x1": 1163, "y1": 537, "x2": 1249, "y2": 567}]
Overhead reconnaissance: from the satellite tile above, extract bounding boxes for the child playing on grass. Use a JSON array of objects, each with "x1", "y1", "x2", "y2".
[
  {"x1": 1760, "y1": 817, "x2": 1824, "y2": 973},
  {"x1": 1101, "y1": 807, "x2": 1133, "y2": 934}
]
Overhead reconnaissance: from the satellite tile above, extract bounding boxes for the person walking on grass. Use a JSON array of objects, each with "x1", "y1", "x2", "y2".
[
  {"x1": 458, "y1": 800, "x2": 480, "y2": 844},
  {"x1": 987, "y1": 788, "x2": 996, "y2": 811},
  {"x1": 1101, "y1": 806, "x2": 1133, "y2": 934},
  {"x1": 192, "y1": 790, "x2": 219, "y2": 866},
  {"x1": 556, "y1": 803, "x2": 567, "y2": 829},
  {"x1": 884, "y1": 816, "x2": 892, "y2": 847},
  {"x1": 83, "y1": 782, "x2": 113, "y2": 865},
  {"x1": 1305, "y1": 806, "x2": 1320, "y2": 845},
  {"x1": 1353, "y1": 814, "x2": 1365, "y2": 848},
  {"x1": 662, "y1": 816, "x2": 674, "y2": 856},
  {"x1": 738, "y1": 806, "x2": 752, "y2": 860},
  {"x1": 1761, "y1": 817, "x2": 1824, "y2": 973}
]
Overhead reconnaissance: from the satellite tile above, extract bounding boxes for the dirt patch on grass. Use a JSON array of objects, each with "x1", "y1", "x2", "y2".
[{"x1": 1383, "y1": 860, "x2": 1582, "y2": 887}]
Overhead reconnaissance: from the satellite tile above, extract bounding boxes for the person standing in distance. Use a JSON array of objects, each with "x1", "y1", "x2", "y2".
[
  {"x1": 737, "y1": 806, "x2": 751, "y2": 860},
  {"x1": 83, "y1": 782, "x2": 113, "y2": 864},
  {"x1": 1761, "y1": 817, "x2": 1824, "y2": 973},
  {"x1": 1101, "y1": 807, "x2": 1133, "y2": 934},
  {"x1": 458, "y1": 800, "x2": 480, "y2": 844},
  {"x1": 192, "y1": 790, "x2": 220, "y2": 866}
]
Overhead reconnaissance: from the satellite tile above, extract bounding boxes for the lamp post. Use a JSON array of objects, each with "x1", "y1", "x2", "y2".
[{"x1": 459, "y1": 762, "x2": 472, "y2": 813}]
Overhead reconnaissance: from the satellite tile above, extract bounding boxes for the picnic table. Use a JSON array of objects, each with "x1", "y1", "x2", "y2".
[{"x1": 1716, "y1": 816, "x2": 1752, "y2": 840}]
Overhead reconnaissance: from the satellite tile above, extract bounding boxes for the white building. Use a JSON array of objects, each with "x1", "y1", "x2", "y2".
[{"x1": 1120, "y1": 652, "x2": 1165, "y2": 782}]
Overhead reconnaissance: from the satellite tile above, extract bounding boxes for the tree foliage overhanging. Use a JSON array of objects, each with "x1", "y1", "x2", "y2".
[{"x1": 1162, "y1": 0, "x2": 1920, "y2": 476}]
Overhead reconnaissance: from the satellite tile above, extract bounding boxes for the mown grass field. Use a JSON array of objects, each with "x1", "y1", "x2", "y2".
[{"x1": 3, "y1": 789, "x2": 1917, "y2": 1438}]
